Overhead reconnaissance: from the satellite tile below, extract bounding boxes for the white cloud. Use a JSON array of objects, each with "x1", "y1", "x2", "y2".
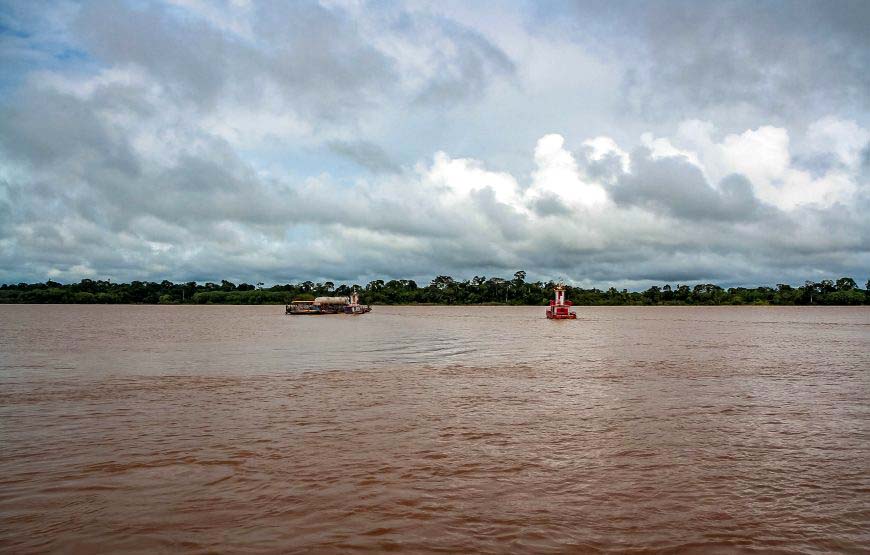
[
  {"x1": 584, "y1": 136, "x2": 631, "y2": 173},
  {"x1": 528, "y1": 134, "x2": 608, "y2": 208},
  {"x1": 804, "y1": 117, "x2": 870, "y2": 169},
  {"x1": 424, "y1": 151, "x2": 523, "y2": 209},
  {"x1": 640, "y1": 132, "x2": 701, "y2": 169},
  {"x1": 720, "y1": 126, "x2": 791, "y2": 188},
  {"x1": 659, "y1": 120, "x2": 868, "y2": 210}
]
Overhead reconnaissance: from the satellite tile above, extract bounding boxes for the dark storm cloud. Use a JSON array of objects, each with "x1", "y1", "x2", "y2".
[
  {"x1": 643, "y1": 1, "x2": 868, "y2": 107},
  {"x1": 72, "y1": 0, "x2": 516, "y2": 122},
  {"x1": 610, "y1": 149, "x2": 766, "y2": 222},
  {"x1": 0, "y1": 87, "x2": 140, "y2": 175},
  {"x1": 74, "y1": 0, "x2": 397, "y2": 118},
  {"x1": 410, "y1": 16, "x2": 516, "y2": 106},
  {"x1": 75, "y1": 2, "x2": 229, "y2": 104},
  {"x1": 249, "y1": 1, "x2": 399, "y2": 119},
  {"x1": 540, "y1": 0, "x2": 870, "y2": 121},
  {"x1": 468, "y1": 188, "x2": 529, "y2": 241},
  {"x1": 530, "y1": 194, "x2": 572, "y2": 217}
]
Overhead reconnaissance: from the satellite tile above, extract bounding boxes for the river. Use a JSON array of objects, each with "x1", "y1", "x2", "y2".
[{"x1": 1, "y1": 305, "x2": 868, "y2": 553}]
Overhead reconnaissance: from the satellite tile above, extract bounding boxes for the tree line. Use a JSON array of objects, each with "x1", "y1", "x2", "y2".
[{"x1": 1, "y1": 272, "x2": 868, "y2": 305}]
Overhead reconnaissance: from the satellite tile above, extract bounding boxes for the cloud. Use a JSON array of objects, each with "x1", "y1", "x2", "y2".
[
  {"x1": 409, "y1": 15, "x2": 517, "y2": 106},
  {"x1": 610, "y1": 150, "x2": 765, "y2": 222},
  {"x1": 536, "y1": 0, "x2": 869, "y2": 127},
  {"x1": 804, "y1": 117, "x2": 870, "y2": 170},
  {"x1": 0, "y1": 1, "x2": 867, "y2": 288},
  {"x1": 327, "y1": 140, "x2": 401, "y2": 174},
  {"x1": 528, "y1": 134, "x2": 607, "y2": 208},
  {"x1": 424, "y1": 151, "x2": 522, "y2": 208},
  {"x1": 73, "y1": 0, "x2": 395, "y2": 120},
  {"x1": 665, "y1": 121, "x2": 866, "y2": 209}
]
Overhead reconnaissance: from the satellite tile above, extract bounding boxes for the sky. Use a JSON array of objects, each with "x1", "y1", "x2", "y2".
[{"x1": 0, "y1": 0, "x2": 868, "y2": 288}]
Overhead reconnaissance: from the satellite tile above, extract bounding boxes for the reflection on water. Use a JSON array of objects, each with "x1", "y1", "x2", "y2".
[{"x1": 1, "y1": 305, "x2": 868, "y2": 553}]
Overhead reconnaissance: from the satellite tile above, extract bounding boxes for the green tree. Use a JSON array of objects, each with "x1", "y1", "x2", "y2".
[
  {"x1": 643, "y1": 285, "x2": 661, "y2": 304},
  {"x1": 836, "y1": 277, "x2": 856, "y2": 291},
  {"x1": 675, "y1": 284, "x2": 691, "y2": 302},
  {"x1": 431, "y1": 275, "x2": 455, "y2": 289}
]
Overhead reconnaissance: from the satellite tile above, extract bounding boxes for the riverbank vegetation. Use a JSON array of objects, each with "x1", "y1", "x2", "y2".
[{"x1": 1, "y1": 273, "x2": 868, "y2": 305}]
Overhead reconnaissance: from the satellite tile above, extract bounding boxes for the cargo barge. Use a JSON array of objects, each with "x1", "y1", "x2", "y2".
[{"x1": 286, "y1": 292, "x2": 371, "y2": 315}]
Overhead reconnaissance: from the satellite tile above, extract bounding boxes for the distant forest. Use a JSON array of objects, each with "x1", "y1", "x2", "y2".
[{"x1": 1, "y1": 272, "x2": 868, "y2": 305}]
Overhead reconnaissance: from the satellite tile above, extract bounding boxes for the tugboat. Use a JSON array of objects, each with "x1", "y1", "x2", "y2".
[
  {"x1": 546, "y1": 284, "x2": 576, "y2": 319},
  {"x1": 343, "y1": 291, "x2": 372, "y2": 315}
]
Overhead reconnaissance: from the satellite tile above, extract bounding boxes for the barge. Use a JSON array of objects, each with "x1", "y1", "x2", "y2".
[{"x1": 285, "y1": 292, "x2": 371, "y2": 315}]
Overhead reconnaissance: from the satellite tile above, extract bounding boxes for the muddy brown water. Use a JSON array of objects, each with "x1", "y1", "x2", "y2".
[{"x1": 1, "y1": 305, "x2": 868, "y2": 553}]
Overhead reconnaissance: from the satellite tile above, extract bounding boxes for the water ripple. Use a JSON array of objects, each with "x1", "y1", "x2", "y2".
[{"x1": 0, "y1": 305, "x2": 868, "y2": 553}]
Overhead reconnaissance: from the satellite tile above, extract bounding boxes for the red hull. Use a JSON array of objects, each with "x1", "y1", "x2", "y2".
[
  {"x1": 546, "y1": 312, "x2": 577, "y2": 319},
  {"x1": 546, "y1": 308, "x2": 577, "y2": 319}
]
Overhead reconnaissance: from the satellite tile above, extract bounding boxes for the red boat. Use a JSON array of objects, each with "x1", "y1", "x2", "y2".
[{"x1": 546, "y1": 285, "x2": 576, "y2": 319}]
